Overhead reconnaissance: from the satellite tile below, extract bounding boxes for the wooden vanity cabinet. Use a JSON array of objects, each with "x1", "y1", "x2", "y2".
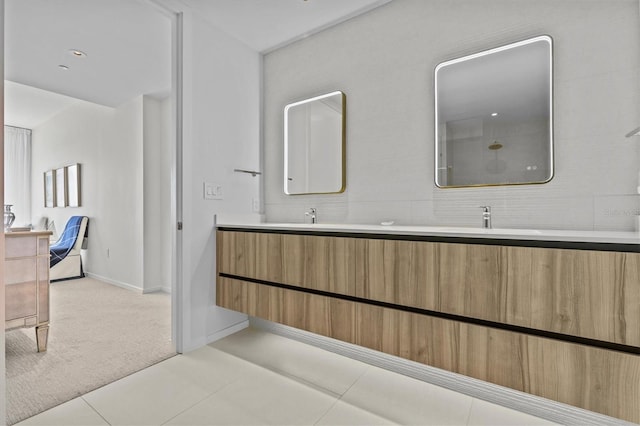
[
  {"x1": 5, "y1": 231, "x2": 52, "y2": 352},
  {"x1": 216, "y1": 228, "x2": 640, "y2": 423}
]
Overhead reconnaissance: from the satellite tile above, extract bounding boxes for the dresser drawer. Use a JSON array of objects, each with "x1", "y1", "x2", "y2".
[
  {"x1": 6, "y1": 281, "x2": 37, "y2": 321},
  {"x1": 5, "y1": 236, "x2": 37, "y2": 259},
  {"x1": 5, "y1": 258, "x2": 37, "y2": 285}
]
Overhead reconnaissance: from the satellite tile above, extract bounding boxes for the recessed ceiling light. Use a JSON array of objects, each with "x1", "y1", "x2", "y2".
[
  {"x1": 491, "y1": 112, "x2": 499, "y2": 117},
  {"x1": 68, "y1": 49, "x2": 87, "y2": 58},
  {"x1": 58, "y1": 64, "x2": 70, "y2": 71}
]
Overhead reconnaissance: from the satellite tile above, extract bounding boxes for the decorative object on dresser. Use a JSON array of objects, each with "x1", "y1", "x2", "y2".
[
  {"x1": 50, "y1": 216, "x2": 89, "y2": 282},
  {"x1": 5, "y1": 230, "x2": 53, "y2": 352},
  {"x1": 4, "y1": 204, "x2": 16, "y2": 230}
]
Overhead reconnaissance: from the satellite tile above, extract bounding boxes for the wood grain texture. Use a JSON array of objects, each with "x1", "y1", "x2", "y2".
[
  {"x1": 217, "y1": 230, "x2": 640, "y2": 347},
  {"x1": 218, "y1": 231, "x2": 357, "y2": 295},
  {"x1": 217, "y1": 276, "x2": 355, "y2": 342},
  {"x1": 355, "y1": 239, "x2": 439, "y2": 310},
  {"x1": 217, "y1": 277, "x2": 640, "y2": 423},
  {"x1": 504, "y1": 246, "x2": 640, "y2": 347}
]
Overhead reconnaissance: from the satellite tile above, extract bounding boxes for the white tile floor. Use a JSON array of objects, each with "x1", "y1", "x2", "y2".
[{"x1": 16, "y1": 328, "x2": 558, "y2": 426}]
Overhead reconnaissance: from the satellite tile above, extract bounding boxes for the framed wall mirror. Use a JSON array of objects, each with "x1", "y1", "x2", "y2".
[
  {"x1": 284, "y1": 91, "x2": 346, "y2": 195},
  {"x1": 435, "y1": 35, "x2": 553, "y2": 188}
]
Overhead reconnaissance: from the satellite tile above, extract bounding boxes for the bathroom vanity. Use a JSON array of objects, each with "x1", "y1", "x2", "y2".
[
  {"x1": 216, "y1": 223, "x2": 640, "y2": 423},
  {"x1": 5, "y1": 230, "x2": 52, "y2": 352}
]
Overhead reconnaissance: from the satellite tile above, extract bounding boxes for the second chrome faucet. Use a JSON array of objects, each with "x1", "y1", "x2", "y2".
[
  {"x1": 305, "y1": 207, "x2": 317, "y2": 224},
  {"x1": 479, "y1": 206, "x2": 491, "y2": 229}
]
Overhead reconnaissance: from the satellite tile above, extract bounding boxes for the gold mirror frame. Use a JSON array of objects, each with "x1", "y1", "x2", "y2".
[{"x1": 284, "y1": 91, "x2": 346, "y2": 195}]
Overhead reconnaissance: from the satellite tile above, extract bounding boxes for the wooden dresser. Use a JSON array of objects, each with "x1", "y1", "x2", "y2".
[
  {"x1": 216, "y1": 225, "x2": 640, "y2": 423},
  {"x1": 5, "y1": 230, "x2": 52, "y2": 352}
]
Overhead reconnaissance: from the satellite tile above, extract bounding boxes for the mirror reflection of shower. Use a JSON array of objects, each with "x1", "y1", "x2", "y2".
[
  {"x1": 435, "y1": 35, "x2": 553, "y2": 187},
  {"x1": 486, "y1": 132, "x2": 506, "y2": 174}
]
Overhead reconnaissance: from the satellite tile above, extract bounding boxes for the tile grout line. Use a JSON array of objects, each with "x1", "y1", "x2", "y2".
[
  {"x1": 465, "y1": 398, "x2": 476, "y2": 426},
  {"x1": 211, "y1": 342, "x2": 361, "y2": 401},
  {"x1": 158, "y1": 394, "x2": 212, "y2": 426},
  {"x1": 212, "y1": 338, "x2": 388, "y2": 426},
  {"x1": 155, "y1": 350, "x2": 273, "y2": 426},
  {"x1": 268, "y1": 367, "x2": 344, "y2": 398},
  {"x1": 158, "y1": 378, "x2": 242, "y2": 426},
  {"x1": 80, "y1": 396, "x2": 113, "y2": 426},
  {"x1": 312, "y1": 364, "x2": 371, "y2": 425},
  {"x1": 318, "y1": 364, "x2": 400, "y2": 426},
  {"x1": 311, "y1": 395, "x2": 343, "y2": 425}
]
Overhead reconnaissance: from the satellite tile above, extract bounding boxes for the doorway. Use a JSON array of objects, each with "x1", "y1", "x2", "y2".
[{"x1": 3, "y1": 0, "x2": 183, "y2": 422}]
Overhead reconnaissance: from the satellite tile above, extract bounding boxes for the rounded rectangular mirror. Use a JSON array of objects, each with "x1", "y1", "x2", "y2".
[
  {"x1": 435, "y1": 35, "x2": 553, "y2": 188},
  {"x1": 284, "y1": 91, "x2": 346, "y2": 195}
]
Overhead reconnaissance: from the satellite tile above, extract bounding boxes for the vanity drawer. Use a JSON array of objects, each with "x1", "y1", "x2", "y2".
[
  {"x1": 217, "y1": 230, "x2": 640, "y2": 347},
  {"x1": 217, "y1": 276, "x2": 640, "y2": 424},
  {"x1": 217, "y1": 230, "x2": 357, "y2": 295}
]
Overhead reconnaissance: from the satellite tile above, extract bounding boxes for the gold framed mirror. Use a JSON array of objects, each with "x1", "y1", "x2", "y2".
[{"x1": 284, "y1": 91, "x2": 346, "y2": 195}]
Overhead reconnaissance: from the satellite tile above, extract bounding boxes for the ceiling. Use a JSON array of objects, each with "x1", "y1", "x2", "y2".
[
  {"x1": 4, "y1": 81, "x2": 80, "y2": 129},
  {"x1": 179, "y1": 0, "x2": 392, "y2": 53},
  {"x1": 4, "y1": 0, "x2": 392, "y2": 129}
]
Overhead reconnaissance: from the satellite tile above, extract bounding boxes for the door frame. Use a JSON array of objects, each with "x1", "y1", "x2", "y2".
[{"x1": 145, "y1": 0, "x2": 185, "y2": 354}]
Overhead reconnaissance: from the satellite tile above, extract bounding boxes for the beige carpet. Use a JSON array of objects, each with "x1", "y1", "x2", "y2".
[{"x1": 5, "y1": 277, "x2": 176, "y2": 425}]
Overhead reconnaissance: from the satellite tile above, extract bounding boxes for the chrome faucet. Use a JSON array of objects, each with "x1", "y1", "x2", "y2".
[
  {"x1": 305, "y1": 208, "x2": 317, "y2": 224},
  {"x1": 479, "y1": 206, "x2": 491, "y2": 229}
]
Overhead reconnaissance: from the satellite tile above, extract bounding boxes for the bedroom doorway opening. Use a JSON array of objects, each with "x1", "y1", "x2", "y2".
[{"x1": 3, "y1": 0, "x2": 183, "y2": 423}]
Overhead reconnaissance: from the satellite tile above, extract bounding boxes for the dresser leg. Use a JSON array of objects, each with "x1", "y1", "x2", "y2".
[{"x1": 36, "y1": 325, "x2": 49, "y2": 352}]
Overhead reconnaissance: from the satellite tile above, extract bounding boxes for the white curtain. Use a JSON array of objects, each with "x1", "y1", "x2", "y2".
[{"x1": 4, "y1": 126, "x2": 32, "y2": 227}]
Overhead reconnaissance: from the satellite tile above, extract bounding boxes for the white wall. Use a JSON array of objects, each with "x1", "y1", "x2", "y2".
[
  {"x1": 31, "y1": 96, "x2": 146, "y2": 289},
  {"x1": 143, "y1": 95, "x2": 172, "y2": 293},
  {"x1": 263, "y1": 0, "x2": 640, "y2": 231},
  {"x1": 171, "y1": 7, "x2": 262, "y2": 351},
  {"x1": 160, "y1": 97, "x2": 172, "y2": 292}
]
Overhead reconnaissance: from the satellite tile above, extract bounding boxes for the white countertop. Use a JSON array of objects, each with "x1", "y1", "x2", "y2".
[{"x1": 216, "y1": 222, "x2": 640, "y2": 245}]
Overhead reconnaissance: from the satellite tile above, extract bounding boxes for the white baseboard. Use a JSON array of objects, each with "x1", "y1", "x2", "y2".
[
  {"x1": 250, "y1": 317, "x2": 632, "y2": 426},
  {"x1": 206, "y1": 320, "x2": 249, "y2": 345},
  {"x1": 143, "y1": 285, "x2": 172, "y2": 294},
  {"x1": 84, "y1": 272, "x2": 143, "y2": 293},
  {"x1": 181, "y1": 320, "x2": 250, "y2": 353}
]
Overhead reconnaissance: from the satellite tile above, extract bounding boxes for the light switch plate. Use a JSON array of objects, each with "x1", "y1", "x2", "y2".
[{"x1": 204, "y1": 182, "x2": 223, "y2": 200}]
